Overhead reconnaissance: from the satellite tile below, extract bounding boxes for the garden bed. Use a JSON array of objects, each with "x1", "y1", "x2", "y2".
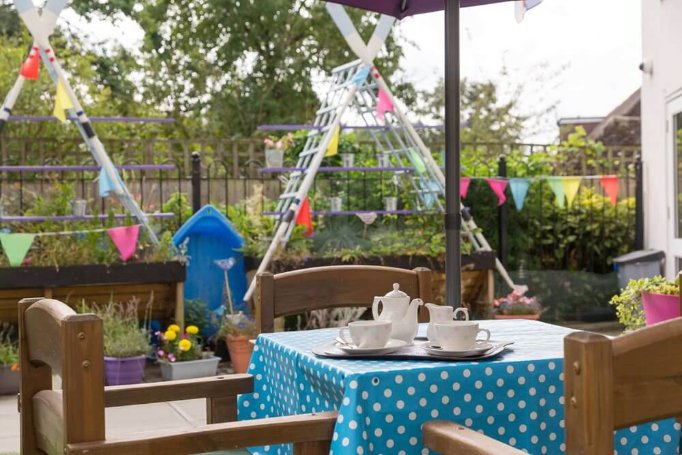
[{"x1": 0, "y1": 262, "x2": 186, "y2": 324}]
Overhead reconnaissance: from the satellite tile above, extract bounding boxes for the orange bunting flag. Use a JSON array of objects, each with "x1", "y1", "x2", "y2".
[
  {"x1": 295, "y1": 198, "x2": 314, "y2": 236},
  {"x1": 599, "y1": 176, "x2": 619, "y2": 206},
  {"x1": 20, "y1": 47, "x2": 40, "y2": 80}
]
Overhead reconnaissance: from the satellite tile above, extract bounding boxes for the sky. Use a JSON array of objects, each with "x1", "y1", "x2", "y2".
[
  {"x1": 397, "y1": 0, "x2": 642, "y2": 141},
  {"x1": 62, "y1": 0, "x2": 642, "y2": 142}
]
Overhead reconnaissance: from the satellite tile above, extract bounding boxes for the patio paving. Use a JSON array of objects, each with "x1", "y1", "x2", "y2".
[{"x1": 0, "y1": 321, "x2": 624, "y2": 453}]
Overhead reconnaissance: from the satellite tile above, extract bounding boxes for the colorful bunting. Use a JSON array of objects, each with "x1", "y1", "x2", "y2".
[
  {"x1": 376, "y1": 88, "x2": 395, "y2": 120},
  {"x1": 325, "y1": 127, "x2": 340, "y2": 157},
  {"x1": 546, "y1": 177, "x2": 566, "y2": 208},
  {"x1": 98, "y1": 168, "x2": 124, "y2": 198},
  {"x1": 515, "y1": 0, "x2": 544, "y2": 22},
  {"x1": 408, "y1": 149, "x2": 426, "y2": 174},
  {"x1": 296, "y1": 198, "x2": 314, "y2": 236},
  {"x1": 486, "y1": 178, "x2": 508, "y2": 206},
  {"x1": 356, "y1": 212, "x2": 378, "y2": 225},
  {"x1": 461, "y1": 177, "x2": 471, "y2": 199},
  {"x1": 53, "y1": 81, "x2": 74, "y2": 123},
  {"x1": 563, "y1": 177, "x2": 582, "y2": 207},
  {"x1": 352, "y1": 65, "x2": 371, "y2": 86},
  {"x1": 0, "y1": 233, "x2": 36, "y2": 267},
  {"x1": 107, "y1": 225, "x2": 140, "y2": 261},
  {"x1": 423, "y1": 181, "x2": 440, "y2": 209},
  {"x1": 600, "y1": 176, "x2": 620, "y2": 206},
  {"x1": 20, "y1": 47, "x2": 40, "y2": 80},
  {"x1": 509, "y1": 178, "x2": 530, "y2": 211}
]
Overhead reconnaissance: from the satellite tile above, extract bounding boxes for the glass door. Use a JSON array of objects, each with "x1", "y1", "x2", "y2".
[{"x1": 667, "y1": 97, "x2": 682, "y2": 275}]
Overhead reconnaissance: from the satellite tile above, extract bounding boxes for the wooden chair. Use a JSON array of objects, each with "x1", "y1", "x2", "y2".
[
  {"x1": 255, "y1": 265, "x2": 433, "y2": 333},
  {"x1": 18, "y1": 298, "x2": 337, "y2": 455},
  {"x1": 423, "y1": 317, "x2": 682, "y2": 454}
]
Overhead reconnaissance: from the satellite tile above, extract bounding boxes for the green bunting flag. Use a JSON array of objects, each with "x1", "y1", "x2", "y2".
[
  {"x1": 0, "y1": 233, "x2": 36, "y2": 267},
  {"x1": 408, "y1": 148, "x2": 426, "y2": 174},
  {"x1": 546, "y1": 177, "x2": 566, "y2": 208}
]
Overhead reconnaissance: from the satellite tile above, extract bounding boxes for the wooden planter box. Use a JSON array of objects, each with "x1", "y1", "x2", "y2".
[
  {"x1": 0, "y1": 262, "x2": 186, "y2": 325},
  {"x1": 245, "y1": 252, "x2": 498, "y2": 317}
]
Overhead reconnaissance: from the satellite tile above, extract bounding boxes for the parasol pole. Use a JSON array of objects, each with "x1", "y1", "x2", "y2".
[{"x1": 445, "y1": 0, "x2": 462, "y2": 308}]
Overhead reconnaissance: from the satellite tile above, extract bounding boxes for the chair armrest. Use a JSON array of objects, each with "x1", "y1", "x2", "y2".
[
  {"x1": 422, "y1": 421, "x2": 524, "y2": 455},
  {"x1": 104, "y1": 375, "x2": 253, "y2": 407},
  {"x1": 66, "y1": 411, "x2": 338, "y2": 455}
]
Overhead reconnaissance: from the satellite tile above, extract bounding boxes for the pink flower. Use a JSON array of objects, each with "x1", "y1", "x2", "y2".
[
  {"x1": 168, "y1": 354, "x2": 176, "y2": 362},
  {"x1": 157, "y1": 350, "x2": 165, "y2": 357}
]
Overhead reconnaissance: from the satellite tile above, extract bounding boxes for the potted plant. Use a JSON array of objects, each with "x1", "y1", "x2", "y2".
[
  {"x1": 609, "y1": 275, "x2": 679, "y2": 330},
  {"x1": 263, "y1": 134, "x2": 293, "y2": 168},
  {"x1": 221, "y1": 312, "x2": 257, "y2": 374},
  {"x1": 0, "y1": 323, "x2": 19, "y2": 395},
  {"x1": 92, "y1": 303, "x2": 150, "y2": 386},
  {"x1": 493, "y1": 291, "x2": 543, "y2": 320},
  {"x1": 156, "y1": 324, "x2": 220, "y2": 381}
]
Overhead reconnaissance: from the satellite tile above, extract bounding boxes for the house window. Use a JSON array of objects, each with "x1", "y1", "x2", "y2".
[{"x1": 676, "y1": 112, "x2": 682, "y2": 238}]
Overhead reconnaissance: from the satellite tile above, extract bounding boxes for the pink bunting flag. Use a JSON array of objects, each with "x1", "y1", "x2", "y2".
[
  {"x1": 600, "y1": 176, "x2": 620, "y2": 206},
  {"x1": 461, "y1": 177, "x2": 471, "y2": 199},
  {"x1": 107, "y1": 225, "x2": 140, "y2": 261},
  {"x1": 486, "y1": 178, "x2": 508, "y2": 206},
  {"x1": 376, "y1": 88, "x2": 394, "y2": 120}
]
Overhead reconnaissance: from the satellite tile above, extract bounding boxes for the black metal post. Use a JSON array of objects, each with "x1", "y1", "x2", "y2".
[
  {"x1": 498, "y1": 155, "x2": 508, "y2": 266},
  {"x1": 444, "y1": 0, "x2": 462, "y2": 308},
  {"x1": 191, "y1": 152, "x2": 201, "y2": 214},
  {"x1": 635, "y1": 155, "x2": 644, "y2": 250}
]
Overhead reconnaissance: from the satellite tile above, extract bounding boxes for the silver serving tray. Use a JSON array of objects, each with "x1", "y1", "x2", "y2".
[{"x1": 312, "y1": 340, "x2": 513, "y2": 361}]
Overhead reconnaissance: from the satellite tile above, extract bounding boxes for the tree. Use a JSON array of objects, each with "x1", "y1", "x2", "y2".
[{"x1": 69, "y1": 0, "x2": 409, "y2": 137}]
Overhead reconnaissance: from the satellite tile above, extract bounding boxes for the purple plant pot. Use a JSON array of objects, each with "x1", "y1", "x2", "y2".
[{"x1": 104, "y1": 355, "x2": 146, "y2": 386}]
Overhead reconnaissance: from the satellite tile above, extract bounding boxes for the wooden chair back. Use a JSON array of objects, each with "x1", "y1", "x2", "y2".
[
  {"x1": 564, "y1": 317, "x2": 682, "y2": 453},
  {"x1": 19, "y1": 297, "x2": 106, "y2": 454},
  {"x1": 255, "y1": 265, "x2": 433, "y2": 333}
]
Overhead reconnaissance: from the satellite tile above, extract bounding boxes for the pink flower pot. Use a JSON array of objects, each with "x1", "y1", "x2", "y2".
[{"x1": 641, "y1": 292, "x2": 680, "y2": 325}]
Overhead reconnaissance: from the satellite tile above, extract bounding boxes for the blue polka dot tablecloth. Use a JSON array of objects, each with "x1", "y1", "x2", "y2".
[{"x1": 237, "y1": 320, "x2": 681, "y2": 454}]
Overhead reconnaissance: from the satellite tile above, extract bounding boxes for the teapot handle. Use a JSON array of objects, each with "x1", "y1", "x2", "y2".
[
  {"x1": 372, "y1": 297, "x2": 382, "y2": 320},
  {"x1": 453, "y1": 307, "x2": 469, "y2": 321}
]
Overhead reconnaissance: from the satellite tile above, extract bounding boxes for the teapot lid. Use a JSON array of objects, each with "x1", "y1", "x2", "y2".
[{"x1": 384, "y1": 283, "x2": 408, "y2": 298}]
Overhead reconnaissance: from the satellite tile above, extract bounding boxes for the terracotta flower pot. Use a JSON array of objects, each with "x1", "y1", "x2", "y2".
[
  {"x1": 494, "y1": 313, "x2": 541, "y2": 320},
  {"x1": 227, "y1": 335, "x2": 255, "y2": 374}
]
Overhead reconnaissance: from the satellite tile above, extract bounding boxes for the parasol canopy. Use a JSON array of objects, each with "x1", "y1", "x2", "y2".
[{"x1": 326, "y1": 0, "x2": 514, "y2": 19}]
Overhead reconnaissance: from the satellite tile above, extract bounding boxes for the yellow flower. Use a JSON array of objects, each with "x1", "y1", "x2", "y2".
[
  {"x1": 168, "y1": 324, "x2": 181, "y2": 333},
  {"x1": 178, "y1": 339, "x2": 192, "y2": 351},
  {"x1": 164, "y1": 330, "x2": 177, "y2": 341},
  {"x1": 186, "y1": 325, "x2": 199, "y2": 335}
]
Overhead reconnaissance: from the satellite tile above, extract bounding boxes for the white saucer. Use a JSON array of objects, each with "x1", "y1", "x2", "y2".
[
  {"x1": 422, "y1": 341, "x2": 495, "y2": 357},
  {"x1": 335, "y1": 339, "x2": 408, "y2": 355}
]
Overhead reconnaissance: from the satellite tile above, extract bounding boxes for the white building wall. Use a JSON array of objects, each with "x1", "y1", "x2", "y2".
[{"x1": 641, "y1": 0, "x2": 682, "y2": 276}]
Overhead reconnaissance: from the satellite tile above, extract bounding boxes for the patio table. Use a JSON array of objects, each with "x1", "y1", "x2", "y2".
[{"x1": 237, "y1": 320, "x2": 681, "y2": 454}]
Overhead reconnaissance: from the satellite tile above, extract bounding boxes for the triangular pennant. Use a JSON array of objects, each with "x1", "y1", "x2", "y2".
[
  {"x1": 423, "y1": 181, "x2": 440, "y2": 209},
  {"x1": 356, "y1": 212, "x2": 378, "y2": 225},
  {"x1": 98, "y1": 168, "x2": 123, "y2": 198},
  {"x1": 461, "y1": 177, "x2": 471, "y2": 199},
  {"x1": 376, "y1": 88, "x2": 395, "y2": 120},
  {"x1": 325, "y1": 127, "x2": 340, "y2": 157},
  {"x1": 351, "y1": 65, "x2": 371, "y2": 86},
  {"x1": 107, "y1": 225, "x2": 140, "y2": 261},
  {"x1": 486, "y1": 178, "x2": 508, "y2": 206},
  {"x1": 20, "y1": 48, "x2": 40, "y2": 80},
  {"x1": 295, "y1": 198, "x2": 314, "y2": 236},
  {"x1": 600, "y1": 176, "x2": 620, "y2": 206},
  {"x1": 546, "y1": 177, "x2": 566, "y2": 208},
  {"x1": 0, "y1": 233, "x2": 35, "y2": 267},
  {"x1": 408, "y1": 149, "x2": 426, "y2": 174},
  {"x1": 53, "y1": 81, "x2": 74, "y2": 123},
  {"x1": 509, "y1": 178, "x2": 531, "y2": 211},
  {"x1": 562, "y1": 177, "x2": 582, "y2": 207}
]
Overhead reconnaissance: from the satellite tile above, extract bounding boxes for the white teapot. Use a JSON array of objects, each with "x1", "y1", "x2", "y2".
[
  {"x1": 425, "y1": 303, "x2": 469, "y2": 347},
  {"x1": 372, "y1": 283, "x2": 423, "y2": 344}
]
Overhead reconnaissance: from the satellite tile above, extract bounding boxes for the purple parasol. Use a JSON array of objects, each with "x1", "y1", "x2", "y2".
[{"x1": 321, "y1": 0, "x2": 519, "y2": 308}]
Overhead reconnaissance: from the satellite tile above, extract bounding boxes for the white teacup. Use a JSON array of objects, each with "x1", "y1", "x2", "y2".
[
  {"x1": 338, "y1": 320, "x2": 392, "y2": 349},
  {"x1": 433, "y1": 321, "x2": 491, "y2": 351}
]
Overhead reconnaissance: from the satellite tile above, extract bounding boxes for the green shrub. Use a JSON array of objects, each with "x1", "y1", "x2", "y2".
[
  {"x1": 86, "y1": 301, "x2": 150, "y2": 358},
  {"x1": 609, "y1": 276, "x2": 679, "y2": 331}
]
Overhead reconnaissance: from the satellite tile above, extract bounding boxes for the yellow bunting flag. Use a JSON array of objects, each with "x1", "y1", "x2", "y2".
[
  {"x1": 562, "y1": 177, "x2": 582, "y2": 207},
  {"x1": 325, "y1": 127, "x2": 340, "y2": 157},
  {"x1": 53, "y1": 81, "x2": 74, "y2": 123}
]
